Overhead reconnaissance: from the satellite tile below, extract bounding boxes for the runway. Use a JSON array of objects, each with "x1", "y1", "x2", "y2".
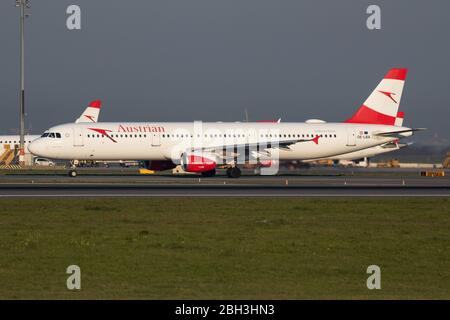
[{"x1": 0, "y1": 183, "x2": 449, "y2": 197}]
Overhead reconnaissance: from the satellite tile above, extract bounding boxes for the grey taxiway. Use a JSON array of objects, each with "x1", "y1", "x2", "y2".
[{"x1": 0, "y1": 175, "x2": 448, "y2": 197}]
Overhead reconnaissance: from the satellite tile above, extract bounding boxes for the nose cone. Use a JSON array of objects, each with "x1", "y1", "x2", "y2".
[{"x1": 28, "y1": 139, "x2": 46, "y2": 156}]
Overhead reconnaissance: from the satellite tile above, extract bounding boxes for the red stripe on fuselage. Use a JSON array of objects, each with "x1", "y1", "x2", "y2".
[
  {"x1": 345, "y1": 105, "x2": 396, "y2": 125},
  {"x1": 88, "y1": 128, "x2": 117, "y2": 143}
]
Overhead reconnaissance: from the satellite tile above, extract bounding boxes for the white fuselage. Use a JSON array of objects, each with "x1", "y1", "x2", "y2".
[
  {"x1": 28, "y1": 122, "x2": 409, "y2": 163},
  {"x1": 0, "y1": 135, "x2": 40, "y2": 151}
]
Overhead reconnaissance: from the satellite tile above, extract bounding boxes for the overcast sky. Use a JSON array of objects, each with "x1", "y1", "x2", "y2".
[{"x1": 0, "y1": 0, "x2": 449, "y2": 143}]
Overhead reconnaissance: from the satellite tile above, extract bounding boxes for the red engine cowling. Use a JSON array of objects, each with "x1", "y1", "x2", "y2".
[
  {"x1": 144, "y1": 160, "x2": 176, "y2": 171},
  {"x1": 259, "y1": 160, "x2": 279, "y2": 168},
  {"x1": 181, "y1": 152, "x2": 216, "y2": 173}
]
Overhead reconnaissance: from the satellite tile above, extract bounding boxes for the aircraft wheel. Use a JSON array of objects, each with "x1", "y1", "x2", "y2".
[
  {"x1": 68, "y1": 170, "x2": 77, "y2": 178},
  {"x1": 201, "y1": 169, "x2": 216, "y2": 178},
  {"x1": 228, "y1": 167, "x2": 241, "y2": 178},
  {"x1": 226, "y1": 168, "x2": 232, "y2": 178}
]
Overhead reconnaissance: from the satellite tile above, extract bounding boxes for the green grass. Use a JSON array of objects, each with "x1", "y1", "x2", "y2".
[{"x1": 0, "y1": 198, "x2": 449, "y2": 299}]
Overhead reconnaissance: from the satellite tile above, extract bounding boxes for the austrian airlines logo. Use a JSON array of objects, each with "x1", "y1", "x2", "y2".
[
  {"x1": 378, "y1": 90, "x2": 398, "y2": 104},
  {"x1": 84, "y1": 115, "x2": 96, "y2": 122},
  {"x1": 88, "y1": 128, "x2": 117, "y2": 143},
  {"x1": 312, "y1": 135, "x2": 320, "y2": 145}
]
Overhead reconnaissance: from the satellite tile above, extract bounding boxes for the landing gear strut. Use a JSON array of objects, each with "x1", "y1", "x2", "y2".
[{"x1": 226, "y1": 167, "x2": 241, "y2": 178}]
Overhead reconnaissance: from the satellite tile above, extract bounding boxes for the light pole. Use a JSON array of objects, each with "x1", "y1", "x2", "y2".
[{"x1": 15, "y1": 0, "x2": 30, "y2": 166}]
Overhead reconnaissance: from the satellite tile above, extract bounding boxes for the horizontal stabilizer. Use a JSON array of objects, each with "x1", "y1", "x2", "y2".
[{"x1": 375, "y1": 128, "x2": 426, "y2": 137}]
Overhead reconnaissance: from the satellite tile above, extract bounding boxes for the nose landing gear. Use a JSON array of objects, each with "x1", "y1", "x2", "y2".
[{"x1": 68, "y1": 170, "x2": 77, "y2": 177}]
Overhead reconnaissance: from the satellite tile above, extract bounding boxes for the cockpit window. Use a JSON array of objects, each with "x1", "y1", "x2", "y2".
[{"x1": 42, "y1": 132, "x2": 62, "y2": 138}]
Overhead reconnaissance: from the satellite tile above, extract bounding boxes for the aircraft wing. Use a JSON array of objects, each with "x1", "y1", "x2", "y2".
[{"x1": 186, "y1": 136, "x2": 320, "y2": 161}]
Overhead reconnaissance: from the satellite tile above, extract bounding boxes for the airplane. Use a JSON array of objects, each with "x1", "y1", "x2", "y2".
[
  {"x1": 0, "y1": 100, "x2": 102, "y2": 163},
  {"x1": 28, "y1": 68, "x2": 424, "y2": 178}
]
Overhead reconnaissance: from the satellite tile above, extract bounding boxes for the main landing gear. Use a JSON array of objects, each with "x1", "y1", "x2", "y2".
[
  {"x1": 200, "y1": 167, "x2": 241, "y2": 178},
  {"x1": 226, "y1": 167, "x2": 241, "y2": 178}
]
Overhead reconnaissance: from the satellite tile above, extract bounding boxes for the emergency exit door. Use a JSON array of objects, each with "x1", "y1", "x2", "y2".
[
  {"x1": 151, "y1": 133, "x2": 161, "y2": 147},
  {"x1": 73, "y1": 127, "x2": 84, "y2": 147},
  {"x1": 346, "y1": 128, "x2": 356, "y2": 146}
]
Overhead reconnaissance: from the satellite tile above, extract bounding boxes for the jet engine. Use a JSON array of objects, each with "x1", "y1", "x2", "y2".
[{"x1": 181, "y1": 152, "x2": 217, "y2": 173}]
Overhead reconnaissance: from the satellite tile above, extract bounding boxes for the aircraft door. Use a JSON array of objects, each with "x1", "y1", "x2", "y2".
[
  {"x1": 73, "y1": 127, "x2": 84, "y2": 147},
  {"x1": 346, "y1": 128, "x2": 356, "y2": 146},
  {"x1": 151, "y1": 133, "x2": 161, "y2": 147}
]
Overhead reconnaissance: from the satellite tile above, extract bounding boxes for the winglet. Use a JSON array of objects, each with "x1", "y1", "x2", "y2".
[
  {"x1": 384, "y1": 68, "x2": 408, "y2": 81},
  {"x1": 75, "y1": 99, "x2": 102, "y2": 123},
  {"x1": 89, "y1": 100, "x2": 102, "y2": 109}
]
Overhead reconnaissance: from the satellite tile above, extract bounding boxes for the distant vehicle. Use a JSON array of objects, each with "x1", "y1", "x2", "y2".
[{"x1": 34, "y1": 157, "x2": 56, "y2": 167}]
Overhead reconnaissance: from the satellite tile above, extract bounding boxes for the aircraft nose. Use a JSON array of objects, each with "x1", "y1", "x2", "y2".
[{"x1": 28, "y1": 139, "x2": 45, "y2": 156}]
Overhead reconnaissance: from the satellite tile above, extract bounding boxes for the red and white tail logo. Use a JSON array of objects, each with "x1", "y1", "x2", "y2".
[
  {"x1": 76, "y1": 100, "x2": 102, "y2": 123},
  {"x1": 345, "y1": 68, "x2": 407, "y2": 125}
]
